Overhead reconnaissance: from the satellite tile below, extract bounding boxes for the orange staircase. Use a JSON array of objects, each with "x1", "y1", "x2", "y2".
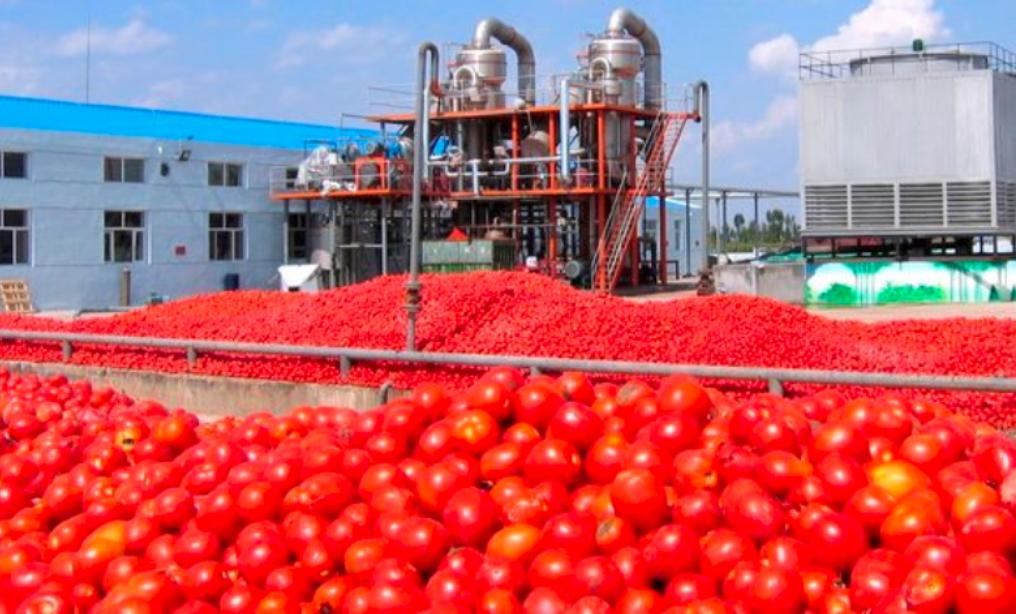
[{"x1": 592, "y1": 113, "x2": 688, "y2": 292}]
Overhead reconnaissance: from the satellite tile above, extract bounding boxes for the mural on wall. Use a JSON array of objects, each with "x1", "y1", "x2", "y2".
[{"x1": 805, "y1": 260, "x2": 1016, "y2": 306}]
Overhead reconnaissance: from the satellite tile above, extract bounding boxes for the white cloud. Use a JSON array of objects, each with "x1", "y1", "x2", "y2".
[
  {"x1": 749, "y1": 34, "x2": 800, "y2": 79},
  {"x1": 134, "y1": 79, "x2": 187, "y2": 108},
  {"x1": 55, "y1": 18, "x2": 172, "y2": 58},
  {"x1": 750, "y1": 0, "x2": 951, "y2": 77},
  {"x1": 274, "y1": 23, "x2": 397, "y2": 69},
  {"x1": 0, "y1": 64, "x2": 42, "y2": 95},
  {"x1": 712, "y1": 95, "x2": 799, "y2": 155}
]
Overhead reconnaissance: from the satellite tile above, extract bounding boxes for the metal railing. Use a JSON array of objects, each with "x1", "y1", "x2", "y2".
[
  {"x1": 366, "y1": 77, "x2": 693, "y2": 112},
  {"x1": 800, "y1": 41, "x2": 1016, "y2": 80},
  {"x1": 1, "y1": 329, "x2": 1015, "y2": 396}
]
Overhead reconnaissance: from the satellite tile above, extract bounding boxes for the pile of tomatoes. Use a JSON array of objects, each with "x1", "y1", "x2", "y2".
[
  {"x1": 0, "y1": 272, "x2": 1015, "y2": 426},
  {"x1": 1, "y1": 366, "x2": 1016, "y2": 613}
]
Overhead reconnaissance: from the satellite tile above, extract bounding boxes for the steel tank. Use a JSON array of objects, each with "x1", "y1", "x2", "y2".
[
  {"x1": 450, "y1": 46, "x2": 507, "y2": 110},
  {"x1": 585, "y1": 34, "x2": 642, "y2": 182},
  {"x1": 587, "y1": 34, "x2": 642, "y2": 106}
]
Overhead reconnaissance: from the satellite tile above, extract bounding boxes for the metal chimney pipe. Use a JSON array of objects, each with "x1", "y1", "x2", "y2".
[
  {"x1": 694, "y1": 80, "x2": 710, "y2": 271},
  {"x1": 406, "y1": 42, "x2": 440, "y2": 352},
  {"x1": 472, "y1": 18, "x2": 536, "y2": 105},
  {"x1": 606, "y1": 7, "x2": 662, "y2": 110}
]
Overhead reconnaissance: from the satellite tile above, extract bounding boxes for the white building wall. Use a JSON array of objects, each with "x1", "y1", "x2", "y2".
[{"x1": 0, "y1": 128, "x2": 305, "y2": 309}]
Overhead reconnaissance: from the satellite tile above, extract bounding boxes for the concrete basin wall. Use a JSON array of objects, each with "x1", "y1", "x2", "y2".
[
  {"x1": 1, "y1": 361, "x2": 397, "y2": 417},
  {"x1": 714, "y1": 262, "x2": 806, "y2": 304}
]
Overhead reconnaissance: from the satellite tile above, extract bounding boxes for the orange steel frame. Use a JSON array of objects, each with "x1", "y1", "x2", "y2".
[{"x1": 271, "y1": 102, "x2": 698, "y2": 289}]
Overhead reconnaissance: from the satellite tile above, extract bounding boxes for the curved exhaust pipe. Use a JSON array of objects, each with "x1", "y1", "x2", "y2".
[
  {"x1": 472, "y1": 18, "x2": 536, "y2": 105},
  {"x1": 406, "y1": 42, "x2": 440, "y2": 351},
  {"x1": 606, "y1": 7, "x2": 662, "y2": 110}
]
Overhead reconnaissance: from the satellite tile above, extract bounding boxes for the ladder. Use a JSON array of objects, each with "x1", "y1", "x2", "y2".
[{"x1": 591, "y1": 113, "x2": 688, "y2": 292}]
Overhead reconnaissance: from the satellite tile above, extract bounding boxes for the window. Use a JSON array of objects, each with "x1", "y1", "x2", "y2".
[
  {"x1": 673, "y1": 220, "x2": 683, "y2": 251},
  {"x1": 0, "y1": 209, "x2": 29, "y2": 265},
  {"x1": 284, "y1": 167, "x2": 299, "y2": 189},
  {"x1": 104, "y1": 157, "x2": 145, "y2": 183},
  {"x1": 1, "y1": 152, "x2": 27, "y2": 179},
  {"x1": 209, "y1": 212, "x2": 245, "y2": 260},
  {"x1": 104, "y1": 211, "x2": 145, "y2": 262},
  {"x1": 288, "y1": 213, "x2": 308, "y2": 260},
  {"x1": 208, "y1": 162, "x2": 243, "y2": 187},
  {"x1": 644, "y1": 219, "x2": 657, "y2": 240}
]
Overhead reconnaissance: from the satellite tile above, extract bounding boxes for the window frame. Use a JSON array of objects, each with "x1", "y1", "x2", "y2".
[
  {"x1": 207, "y1": 161, "x2": 244, "y2": 188},
  {"x1": 209, "y1": 212, "x2": 246, "y2": 261},
  {"x1": 0, "y1": 151, "x2": 28, "y2": 179},
  {"x1": 287, "y1": 212, "x2": 309, "y2": 260},
  {"x1": 103, "y1": 210, "x2": 146, "y2": 263},
  {"x1": 673, "y1": 219, "x2": 682, "y2": 252},
  {"x1": 103, "y1": 157, "x2": 146, "y2": 184},
  {"x1": 0, "y1": 208, "x2": 29, "y2": 265}
]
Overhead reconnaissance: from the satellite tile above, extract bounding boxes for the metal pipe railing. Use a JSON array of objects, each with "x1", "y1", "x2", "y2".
[{"x1": 0, "y1": 329, "x2": 1015, "y2": 395}]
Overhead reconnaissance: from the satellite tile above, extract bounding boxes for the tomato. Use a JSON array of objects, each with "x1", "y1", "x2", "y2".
[
  {"x1": 450, "y1": 410, "x2": 500, "y2": 455},
  {"x1": 661, "y1": 573, "x2": 714, "y2": 607},
  {"x1": 556, "y1": 373, "x2": 595, "y2": 405},
  {"x1": 548, "y1": 403, "x2": 604, "y2": 451},
  {"x1": 615, "y1": 588, "x2": 660, "y2": 614},
  {"x1": 748, "y1": 566, "x2": 804, "y2": 614},
  {"x1": 844, "y1": 484, "x2": 896, "y2": 536},
  {"x1": 958, "y1": 505, "x2": 1016, "y2": 554},
  {"x1": 880, "y1": 490, "x2": 947, "y2": 551},
  {"x1": 594, "y1": 516, "x2": 636, "y2": 553},
  {"x1": 312, "y1": 576, "x2": 351, "y2": 611},
  {"x1": 524, "y1": 439, "x2": 581, "y2": 486},
  {"x1": 721, "y1": 482, "x2": 785, "y2": 542},
  {"x1": 486, "y1": 523, "x2": 541, "y2": 565},
  {"x1": 520, "y1": 587, "x2": 567, "y2": 614},
  {"x1": 417, "y1": 461, "x2": 473, "y2": 514},
  {"x1": 806, "y1": 511, "x2": 868, "y2": 570},
  {"x1": 540, "y1": 512, "x2": 597, "y2": 558},
  {"x1": 699, "y1": 528, "x2": 757, "y2": 582},
  {"x1": 957, "y1": 571, "x2": 1016, "y2": 614},
  {"x1": 903, "y1": 536, "x2": 965, "y2": 575},
  {"x1": 181, "y1": 561, "x2": 230, "y2": 602},
  {"x1": 901, "y1": 565, "x2": 955, "y2": 614},
  {"x1": 609, "y1": 468, "x2": 668, "y2": 532},
  {"x1": 866, "y1": 459, "x2": 931, "y2": 500},
  {"x1": 658, "y1": 376, "x2": 712, "y2": 423},
  {"x1": 238, "y1": 539, "x2": 288, "y2": 586},
  {"x1": 584, "y1": 434, "x2": 628, "y2": 484},
  {"x1": 391, "y1": 516, "x2": 449, "y2": 572},
  {"x1": 952, "y1": 481, "x2": 1001, "y2": 525},
  {"x1": 642, "y1": 523, "x2": 700, "y2": 580}
]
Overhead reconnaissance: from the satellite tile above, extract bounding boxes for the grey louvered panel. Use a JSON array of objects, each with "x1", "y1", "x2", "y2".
[
  {"x1": 804, "y1": 185, "x2": 848, "y2": 230},
  {"x1": 946, "y1": 181, "x2": 992, "y2": 227},
  {"x1": 850, "y1": 184, "x2": 895, "y2": 229},
  {"x1": 899, "y1": 183, "x2": 944, "y2": 228}
]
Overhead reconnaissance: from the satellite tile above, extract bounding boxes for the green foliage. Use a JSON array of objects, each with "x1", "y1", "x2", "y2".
[
  {"x1": 876, "y1": 284, "x2": 947, "y2": 304},
  {"x1": 817, "y1": 283, "x2": 858, "y2": 306}
]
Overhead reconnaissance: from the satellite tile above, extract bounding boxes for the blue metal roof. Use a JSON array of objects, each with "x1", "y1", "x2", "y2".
[
  {"x1": 645, "y1": 196, "x2": 701, "y2": 211},
  {"x1": 0, "y1": 95, "x2": 376, "y2": 151}
]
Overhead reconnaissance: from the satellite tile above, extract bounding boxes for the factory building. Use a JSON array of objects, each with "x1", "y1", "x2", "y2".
[
  {"x1": 641, "y1": 196, "x2": 705, "y2": 278},
  {"x1": 0, "y1": 95, "x2": 373, "y2": 310}
]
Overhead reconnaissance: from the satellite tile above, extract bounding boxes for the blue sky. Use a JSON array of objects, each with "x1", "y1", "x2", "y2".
[{"x1": 0, "y1": 0, "x2": 1012, "y2": 219}]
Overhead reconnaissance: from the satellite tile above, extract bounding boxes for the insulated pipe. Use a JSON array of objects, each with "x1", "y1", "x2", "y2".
[
  {"x1": 606, "y1": 7, "x2": 662, "y2": 110},
  {"x1": 406, "y1": 42, "x2": 440, "y2": 351},
  {"x1": 694, "y1": 81, "x2": 710, "y2": 272},
  {"x1": 472, "y1": 18, "x2": 536, "y2": 104},
  {"x1": 559, "y1": 77, "x2": 571, "y2": 183}
]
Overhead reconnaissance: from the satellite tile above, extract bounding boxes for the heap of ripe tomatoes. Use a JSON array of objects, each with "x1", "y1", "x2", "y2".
[
  {"x1": 0, "y1": 271, "x2": 1015, "y2": 426},
  {"x1": 2, "y1": 366, "x2": 1016, "y2": 613}
]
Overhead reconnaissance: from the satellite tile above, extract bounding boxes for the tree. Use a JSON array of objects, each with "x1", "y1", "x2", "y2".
[{"x1": 733, "y1": 213, "x2": 745, "y2": 241}]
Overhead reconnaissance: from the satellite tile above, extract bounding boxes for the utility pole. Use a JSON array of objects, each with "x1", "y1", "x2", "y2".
[{"x1": 85, "y1": 5, "x2": 92, "y2": 103}]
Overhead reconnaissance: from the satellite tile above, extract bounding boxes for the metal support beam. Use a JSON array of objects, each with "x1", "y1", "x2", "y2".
[
  {"x1": 753, "y1": 192, "x2": 760, "y2": 256},
  {"x1": 1, "y1": 329, "x2": 1015, "y2": 394},
  {"x1": 282, "y1": 200, "x2": 290, "y2": 265}
]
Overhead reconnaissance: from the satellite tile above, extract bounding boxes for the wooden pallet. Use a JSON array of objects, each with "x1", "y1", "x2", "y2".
[{"x1": 0, "y1": 279, "x2": 33, "y2": 313}]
